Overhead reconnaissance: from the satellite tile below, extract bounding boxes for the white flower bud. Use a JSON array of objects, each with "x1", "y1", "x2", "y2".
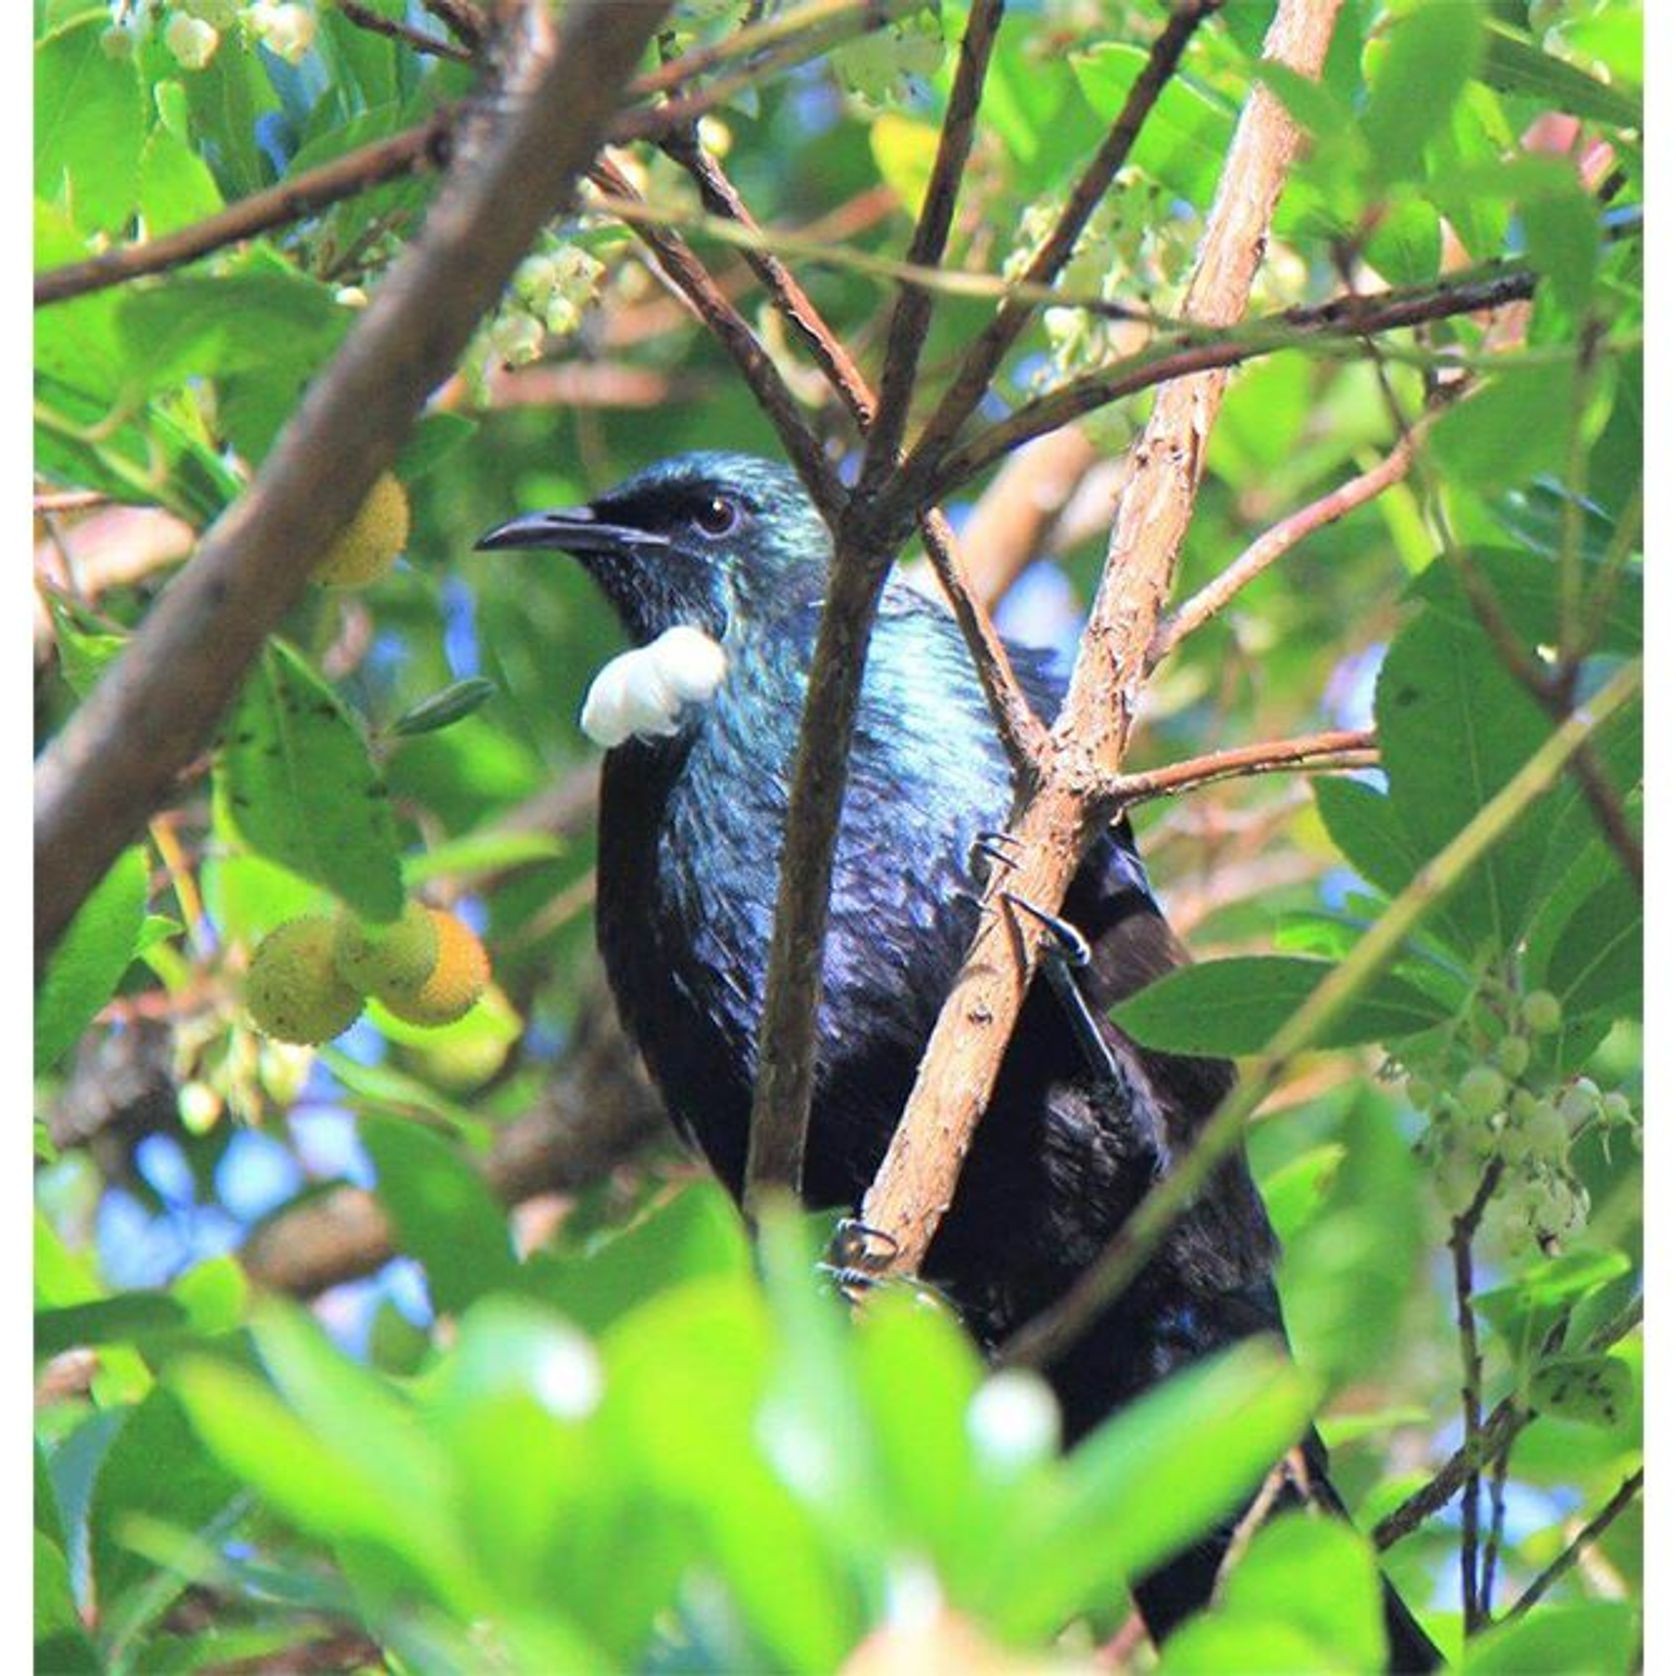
[{"x1": 164, "y1": 12, "x2": 219, "y2": 69}]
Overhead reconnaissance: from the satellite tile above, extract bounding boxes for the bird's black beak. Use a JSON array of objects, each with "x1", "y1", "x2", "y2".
[{"x1": 474, "y1": 505, "x2": 668, "y2": 559}]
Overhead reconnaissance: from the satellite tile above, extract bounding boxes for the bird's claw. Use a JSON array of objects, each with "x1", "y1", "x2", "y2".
[
  {"x1": 820, "y1": 1218, "x2": 899, "y2": 1301},
  {"x1": 999, "y1": 889, "x2": 1093, "y2": 969}
]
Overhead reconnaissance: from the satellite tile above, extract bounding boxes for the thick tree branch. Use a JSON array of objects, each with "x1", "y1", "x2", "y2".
[
  {"x1": 855, "y1": 0, "x2": 1343, "y2": 1278},
  {"x1": 739, "y1": 0, "x2": 1007, "y2": 1215},
  {"x1": 35, "y1": 0, "x2": 674, "y2": 960}
]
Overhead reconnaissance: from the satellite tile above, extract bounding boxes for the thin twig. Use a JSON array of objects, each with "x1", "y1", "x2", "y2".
[
  {"x1": 858, "y1": 0, "x2": 1006, "y2": 494},
  {"x1": 1152, "y1": 425, "x2": 1431, "y2": 665},
  {"x1": 1373, "y1": 1293, "x2": 1641, "y2": 1553},
  {"x1": 421, "y1": 0, "x2": 485, "y2": 49},
  {"x1": 1451, "y1": 1159, "x2": 1506, "y2": 1632},
  {"x1": 34, "y1": 0, "x2": 675, "y2": 959},
  {"x1": 1480, "y1": 1426, "x2": 1516, "y2": 1616},
  {"x1": 35, "y1": 111, "x2": 456, "y2": 307},
  {"x1": 1101, "y1": 730, "x2": 1377, "y2": 807},
  {"x1": 1499, "y1": 1471, "x2": 1643, "y2": 1621},
  {"x1": 901, "y1": 0, "x2": 1222, "y2": 492},
  {"x1": 932, "y1": 266, "x2": 1542, "y2": 495},
  {"x1": 587, "y1": 157, "x2": 842, "y2": 517},
  {"x1": 657, "y1": 134, "x2": 1047, "y2": 775},
  {"x1": 999, "y1": 659, "x2": 1642, "y2": 1371},
  {"x1": 340, "y1": 0, "x2": 473, "y2": 62}
]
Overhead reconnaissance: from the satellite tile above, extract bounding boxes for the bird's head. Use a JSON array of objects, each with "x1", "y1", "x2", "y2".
[{"x1": 476, "y1": 451, "x2": 830, "y2": 646}]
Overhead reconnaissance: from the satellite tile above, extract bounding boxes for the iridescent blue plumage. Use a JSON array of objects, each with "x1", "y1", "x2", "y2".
[{"x1": 477, "y1": 453, "x2": 1437, "y2": 1670}]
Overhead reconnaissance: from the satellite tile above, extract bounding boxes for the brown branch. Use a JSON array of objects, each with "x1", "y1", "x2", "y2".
[
  {"x1": 1102, "y1": 729, "x2": 1377, "y2": 807},
  {"x1": 855, "y1": 0, "x2": 1344, "y2": 1278},
  {"x1": 34, "y1": 110, "x2": 457, "y2": 308},
  {"x1": 901, "y1": 0, "x2": 1222, "y2": 489},
  {"x1": 1151, "y1": 425, "x2": 1430, "y2": 665},
  {"x1": 34, "y1": 0, "x2": 675, "y2": 961},
  {"x1": 422, "y1": 0, "x2": 486, "y2": 49},
  {"x1": 340, "y1": 0, "x2": 473, "y2": 62},
  {"x1": 932, "y1": 266, "x2": 1542, "y2": 497},
  {"x1": 856, "y1": 0, "x2": 1005, "y2": 493},
  {"x1": 587, "y1": 157, "x2": 842, "y2": 516},
  {"x1": 738, "y1": 0, "x2": 1008, "y2": 1215},
  {"x1": 1451, "y1": 1159, "x2": 1505, "y2": 1632},
  {"x1": 1500, "y1": 1470, "x2": 1643, "y2": 1621}
]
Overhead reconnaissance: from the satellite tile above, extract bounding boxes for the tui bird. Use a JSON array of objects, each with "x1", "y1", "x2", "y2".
[{"x1": 479, "y1": 451, "x2": 1437, "y2": 1668}]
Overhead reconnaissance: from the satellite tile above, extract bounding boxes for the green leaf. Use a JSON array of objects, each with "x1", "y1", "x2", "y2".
[
  {"x1": 1374, "y1": 606, "x2": 1554, "y2": 953},
  {"x1": 35, "y1": 1531, "x2": 99, "y2": 1675},
  {"x1": 1363, "y1": 1, "x2": 1483, "y2": 186},
  {"x1": 1070, "y1": 44, "x2": 1236, "y2": 207},
  {"x1": 1474, "y1": 1249, "x2": 1631, "y2": 1368},
  {"x1": 390, "y1": 677, "x2": 499, "y2": 738},
  {"x1": 1276, "y1": 1096, "x2": 1423, "y2": 1387},
  {"x1": 1114, "y1": 956, "x2": 1447, "y2": 1056},
  {"x1": 1523, "y1": 177, "x2": 1601, "y2": 318},
  {"x1": 1364, "y1": 194, "x2": 1441, "y2": 287},
  {"x1": 985, "y1": 1340, "x2": 1318, "y2": 1640},
  {"x1": 1432, "y1": 366, "x2": 1575, "y2": 493},
  {"x1": 1464, "y1": 1601, "x2": 1638, "y2": 1674},
  {"x1": 361, "y1": 1115, "x2": 520, "y2": 1315},
  {"x1": 528, "y1": 1182, "x2": 751, "y2": 1338},
  {"x1": 1258, "y1": 1142, "x2": 1347, "y2": 1245},
  {"x1": 117, "y1": 269, "x2": 349, "y2": 398},
  {"x1": 35, "y1": 17, "x2": 145, "y2": 234},
  {"x1": 35, "y1": 1294, "x2": 189, "y2": 1362},
  {"x1": 138, "y1": 121, "x2": 224, "y2": 237},
  {"x1": 1542, "y1": 867, "x2": 1641, "y2": 1019},
  {"x1": 45, "y1": 593, "x2": 127, "y2": 698},
  {"x1": 1529, "y1": 1353, "x2": 1634, "y2": 1429},
  {"x1": 1409, "y1": 543, "x2": 1641, "y2": 655},
  {"x1": 868, "y1": 111, "x2": 938, "y2": 217},
  {"x1": 177, "y1": 31, "x2": 281, "y2": 200},
  {"x1": 1314, "y1": 776, "x2": 1427, "y2": 900},
  {"x1": 1163, "y1": 1513, "x2": 1384, "y2": 1673},
  {"x1": 88, "y1": 1389, "x2": 242, "y2": 1616},
  {"x1": 35, "y1": 845, "x2": 148, "y2": 1075},
  {"x1": 216, "y1": 639, "x2": 404, "y2": 923},
  {"x1": 401, "y1": 828, "x2": 565, "y2": 888},
  {"x1": 1478, "y1": 21, "x2": 1641, "y2": 128}
]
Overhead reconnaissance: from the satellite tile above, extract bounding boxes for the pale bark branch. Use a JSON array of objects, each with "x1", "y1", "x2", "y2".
[{"x1": 856, "y1": 0, "x2": 1345, "y2": 1277}]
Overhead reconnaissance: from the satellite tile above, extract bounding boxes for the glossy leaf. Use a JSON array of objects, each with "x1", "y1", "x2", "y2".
[
  {"x1": 35, "y1": 845, "x2": 147, "y2": 1075},
  {"x1": 216, "y1": 639, "x2": 404, "y2": 924}
]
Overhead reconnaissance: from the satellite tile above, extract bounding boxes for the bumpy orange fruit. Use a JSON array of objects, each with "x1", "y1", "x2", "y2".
[{"x1": 379, "y1": 908, "x2": 491, "y2": 1027}]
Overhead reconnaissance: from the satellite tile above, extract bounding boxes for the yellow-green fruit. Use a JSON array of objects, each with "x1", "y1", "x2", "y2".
[
  {"x1": 313, "y1": 472, "x2": 410, "y2": 587},
  {"x1": 380, "y1": 909, "x2": 491, "y2": 1027},
  {"x1": 246, "y1": 916, "x2": 366, "y2": 1045},
  {"x1": 334, "y1": 899, "x2": 440, "y2": 995}
]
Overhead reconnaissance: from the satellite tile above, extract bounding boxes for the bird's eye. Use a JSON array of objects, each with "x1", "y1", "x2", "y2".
[{"x1": 692, "y1": 495, "x2": 741, "y2": 538}]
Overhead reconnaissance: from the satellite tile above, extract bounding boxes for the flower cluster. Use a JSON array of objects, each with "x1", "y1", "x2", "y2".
[
  {"x1": 103, "y1": 0, "x2": 316, "y2": 69},
  {"x1": 1401, "y1": 977, "x2": 1639, "y2": 1261}
]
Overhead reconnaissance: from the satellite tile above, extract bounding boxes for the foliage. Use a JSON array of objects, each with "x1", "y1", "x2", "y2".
[{"x1": 35, "y1": 1, "x2": 1640, "y2": 1671}]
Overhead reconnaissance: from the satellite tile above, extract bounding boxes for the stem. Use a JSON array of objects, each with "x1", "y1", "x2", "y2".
[{"x1": 1500, "y1": 1471, "x2": 1644, "y2": 1621}]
